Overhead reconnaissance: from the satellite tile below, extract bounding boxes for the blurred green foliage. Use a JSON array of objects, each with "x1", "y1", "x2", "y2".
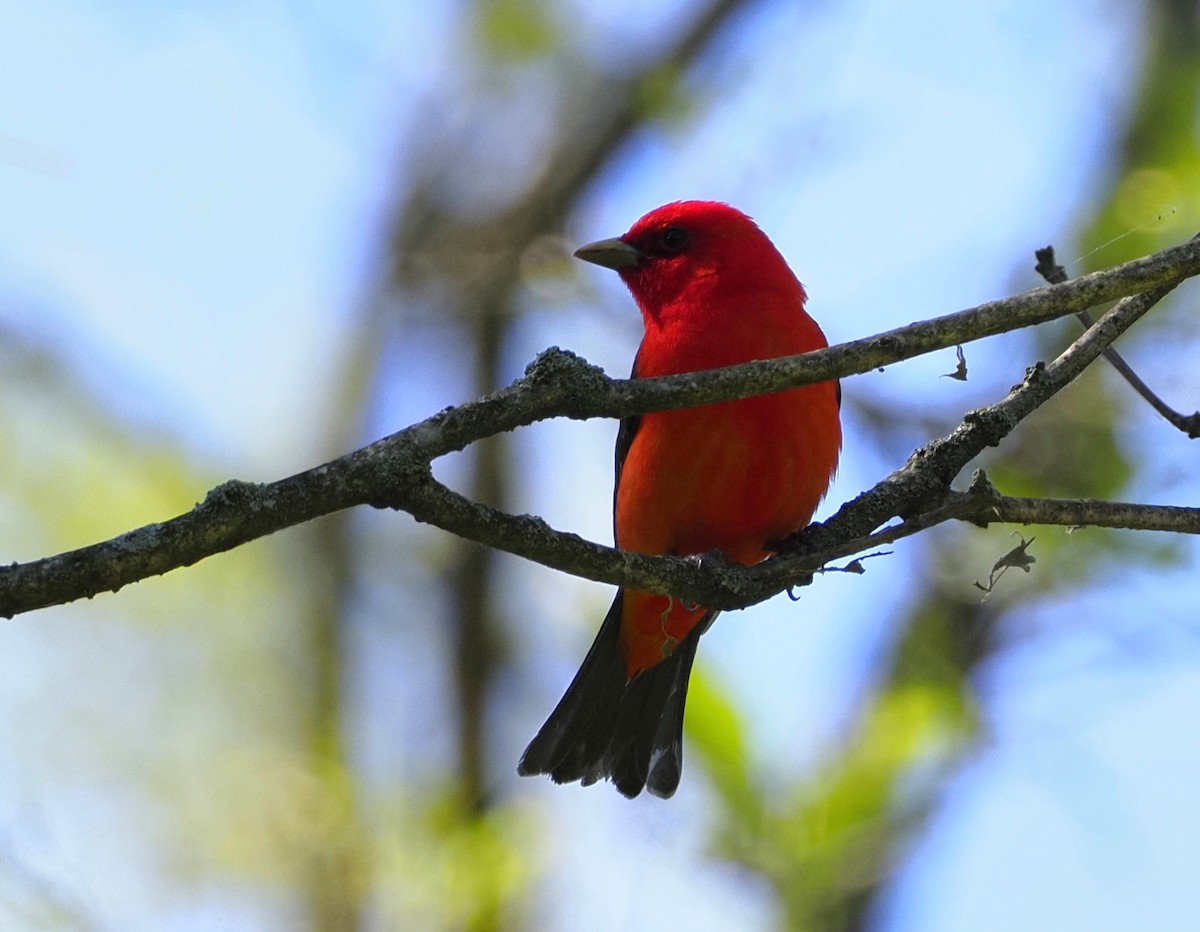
[
  {"x1": 475, "y1": 0, "x2": 559, "y2": 61},
  {"x1": 1080, "y1": 1, "x2": 1200, "y2": 267}
]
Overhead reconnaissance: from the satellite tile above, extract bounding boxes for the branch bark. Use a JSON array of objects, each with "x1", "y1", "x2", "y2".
[{"x1": 2, "y1": 235, "x2": 1198, "y2": 619}]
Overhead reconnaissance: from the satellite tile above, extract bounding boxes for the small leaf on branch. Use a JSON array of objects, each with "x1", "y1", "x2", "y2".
[
  {"x1": 941, "y1": 344, "x2": 968, "y2": 381},
  {"x1": 974, "y1": 533, "x2": 1036, "y2": 595}
]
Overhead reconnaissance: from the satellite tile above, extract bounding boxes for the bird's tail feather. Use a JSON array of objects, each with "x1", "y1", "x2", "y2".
[{"x1": 518, "y1": 591, "x2": 710, "y2": 799}]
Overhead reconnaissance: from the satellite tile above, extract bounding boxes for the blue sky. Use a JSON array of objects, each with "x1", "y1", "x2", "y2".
[{"x1": 4, "y1": 1, "x2": 1200, "y2": 930}]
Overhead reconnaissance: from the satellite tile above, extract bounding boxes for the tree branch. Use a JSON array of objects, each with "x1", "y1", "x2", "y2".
[
  {"x1": 1035, "y1": 243, "x2": 1200, "y2": 437},
  {"x1": 752, "y1": 268, "x2": 1184, "y2": 593},
  {"x1": 2, "y1": 235, "x2": 1198, "y2": 618},
  {"x1": 949, "y1": 474, "x2": 1200, "y2": 534}
]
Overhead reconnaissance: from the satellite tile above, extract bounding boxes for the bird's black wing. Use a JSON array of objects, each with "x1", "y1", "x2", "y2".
[{"x1": 612, "y1": 350, "x2": 642, "y2": 537}]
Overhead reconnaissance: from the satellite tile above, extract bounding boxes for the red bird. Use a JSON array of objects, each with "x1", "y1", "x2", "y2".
[{"x1": 518, "y1": 201, "x2": 841, "y2": 798}]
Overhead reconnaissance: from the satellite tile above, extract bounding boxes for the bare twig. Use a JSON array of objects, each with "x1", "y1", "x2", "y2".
[
  {"x1": 948, "y1": 472, "x2": 1200, "y2": 534},
  {"x1": 1035, "y1": 244, "x2": 1200, "y2": 437}
]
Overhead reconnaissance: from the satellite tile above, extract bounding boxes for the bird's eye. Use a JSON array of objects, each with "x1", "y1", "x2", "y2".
[{"x1": 659, "y1": 226, "x2": 688, "y2": 253}]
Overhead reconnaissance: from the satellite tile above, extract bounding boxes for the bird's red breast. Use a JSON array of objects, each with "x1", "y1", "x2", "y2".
[{"x1": 605, "y1": 201, "x2": 841, "y2": 676}]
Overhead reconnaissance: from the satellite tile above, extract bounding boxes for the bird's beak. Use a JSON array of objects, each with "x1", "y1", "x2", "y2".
[{"x1": 573, "y1": 237, "x2": 644, "y2": 270}]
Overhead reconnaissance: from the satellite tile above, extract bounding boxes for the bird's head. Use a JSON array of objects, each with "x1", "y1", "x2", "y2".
[{"x1": 573, "y1": 200, "x2": 803, "y2": 324}]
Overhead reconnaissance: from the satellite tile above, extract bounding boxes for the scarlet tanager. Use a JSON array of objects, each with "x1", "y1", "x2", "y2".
[{"x1": 518, "y1": 201, "x2": 841, "y2": 798}]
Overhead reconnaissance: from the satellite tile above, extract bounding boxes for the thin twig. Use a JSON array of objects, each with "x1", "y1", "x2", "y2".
[{"x1": 1035, "y1": 244, "x2": 1200, "y2": 437}]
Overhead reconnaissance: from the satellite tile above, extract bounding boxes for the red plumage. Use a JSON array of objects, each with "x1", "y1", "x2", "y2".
[{"x1": 519, "y1": 201, "x2": 841, "y2": 797}]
